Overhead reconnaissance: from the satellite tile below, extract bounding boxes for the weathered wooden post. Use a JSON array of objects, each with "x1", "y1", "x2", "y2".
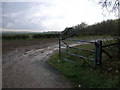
[
  {"x1": 98, "y1": 40, "x2": 102, "y2": 65},
  {"x1": 94, "y1": 42, "x2": 98, "y2": 68},
  {"x1": 118, "y1": 37, "x2": 120, "y2": 60},
  {"x1": 59, "y1": 38, "x2": 62, "y2": 61}
]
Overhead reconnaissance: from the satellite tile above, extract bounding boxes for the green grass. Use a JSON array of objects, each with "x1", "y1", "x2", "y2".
[
  {"x1": 71, "y1": 35, "x2": 112, "y2": 40},
  {"x1": 2, "y1": 33, "x2": 60, "y2": 41},
  {"x1": 48, "y1": 42, "x2": 120, "y2": 88},
  {"x1": 2, "y1": 35, "x2": 112, "y2": 41},
  {"x1": 2, "y1": 37, "x2": 58, "y2": 42}
]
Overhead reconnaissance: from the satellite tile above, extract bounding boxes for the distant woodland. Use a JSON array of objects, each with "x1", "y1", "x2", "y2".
[{"x1": 61, "y1": 19, "x2": 119, "y2": 38}]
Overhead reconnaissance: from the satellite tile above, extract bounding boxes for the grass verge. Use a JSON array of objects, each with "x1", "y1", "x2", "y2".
[
  {"x1": 68, "y1": 35, "x2": 112, "y2": 40},
  {"x1": 48, "y1": 42, "x2": 120, "y2": 88}
]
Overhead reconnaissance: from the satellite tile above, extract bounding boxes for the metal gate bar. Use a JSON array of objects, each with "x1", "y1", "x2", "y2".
[
  {"x1": 61, "y1": 50, "x2": 94, "y2": 61},
  {"x1": 59, "y1": 38, "x2": 103, "y2": 68}
]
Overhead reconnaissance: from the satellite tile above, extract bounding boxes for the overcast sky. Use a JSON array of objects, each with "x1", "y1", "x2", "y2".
[{"x1": 1, "y1": 0, "x2": 117, "y2": 32}]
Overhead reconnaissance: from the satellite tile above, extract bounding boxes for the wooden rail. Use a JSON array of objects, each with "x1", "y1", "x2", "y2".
[{"x1": 102, "y1": 43, "x2": 119, "y2": 48}]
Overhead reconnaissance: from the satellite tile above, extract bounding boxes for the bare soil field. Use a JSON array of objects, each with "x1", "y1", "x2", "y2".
[{"x1": 2, "y1": 38, "x2": 72, "y2": 88}]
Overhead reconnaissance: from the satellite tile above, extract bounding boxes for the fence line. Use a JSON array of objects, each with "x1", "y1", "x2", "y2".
[
  {"x1": 59, "y1": 37, "x2": 120, "y2": 68},
  {"x1": 59, "y1": 38, "x2": 101, "y2": 68}
]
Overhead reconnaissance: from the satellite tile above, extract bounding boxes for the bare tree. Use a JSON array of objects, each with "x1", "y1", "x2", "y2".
[
  {"x1": 98, "y1": 0, "x2": 120, "y2": 18},
  {"x1": 99, "y1": 0, "x2": 120, "y2": 59},
  {"x1": 99, "y1": 0, "x2": 119, "y2": 11}
]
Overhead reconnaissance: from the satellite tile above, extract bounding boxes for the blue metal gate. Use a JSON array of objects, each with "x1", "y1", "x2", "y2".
[{"x1": 59, "y1": 38, "x2": 102, "y2": 68}]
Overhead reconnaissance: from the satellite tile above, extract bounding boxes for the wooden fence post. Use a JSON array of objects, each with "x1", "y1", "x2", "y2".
[
  {"x1": 118, "y1": 37, "x2": 120, "y2": 60},
  {"x1": 98, "y1": 40, "x2": 102, "y2": 65},
  {"x1": 59, "y1": 38, "x2": 62, "y2": 61},
  {"x1": 94, "y1": 42, "x2": 98, "y2": 68}
]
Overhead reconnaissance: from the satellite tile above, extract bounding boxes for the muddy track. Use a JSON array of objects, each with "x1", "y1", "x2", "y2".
[
  {"x1": 2, "y1": 38, "x2": 104, "y2": 88},
  {"x1": 2, "y1": 39, "x2": 72, "y2": 88}
]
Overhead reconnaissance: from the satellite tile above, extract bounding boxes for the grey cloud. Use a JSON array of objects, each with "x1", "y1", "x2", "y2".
[
  {"x1": 2, "y1": 2, "x2": 48, "y2": 31},
  {"x1": 2, "y1": 2, "x2": 38, "y2": 14},
  {"x1": 2, "y1": 1, "x2": 66, "y2": 31}
]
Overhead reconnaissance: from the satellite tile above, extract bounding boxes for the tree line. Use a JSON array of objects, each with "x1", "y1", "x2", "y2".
[
  {"x1": 2, "y1": 33, "x2": 60, "y2": 40},
  {"x1": 61, "y1": 19, "x2": 119, "y2": 38}
]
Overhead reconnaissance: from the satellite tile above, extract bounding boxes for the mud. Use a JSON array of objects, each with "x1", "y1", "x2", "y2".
[
  {"x1": 2, "y1": 39, "x2": 72, "y2": 88},
  {"x1": 2, "y1": 38, "x2": 103, "y2": 88}
]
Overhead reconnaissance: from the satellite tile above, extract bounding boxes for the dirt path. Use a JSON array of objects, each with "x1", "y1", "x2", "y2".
[
  {"x1": 2, "y1": 38, "x2": 104, "y2": 88},
  {"x1": 2, "y1": 40, "x2": 72, "y2": 88}
]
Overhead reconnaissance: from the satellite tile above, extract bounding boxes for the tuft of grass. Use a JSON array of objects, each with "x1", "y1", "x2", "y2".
[{"x1": 103, "y1": 77, "x2": 119, "y2": 88}]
